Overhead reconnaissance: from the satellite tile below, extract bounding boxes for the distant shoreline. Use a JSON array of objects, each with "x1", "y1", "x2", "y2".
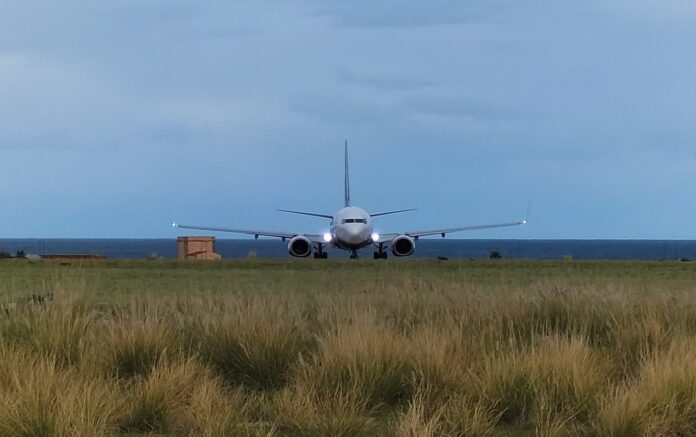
[{"x1": 1, "y1": 238, "x2": 695, "y2": 261}]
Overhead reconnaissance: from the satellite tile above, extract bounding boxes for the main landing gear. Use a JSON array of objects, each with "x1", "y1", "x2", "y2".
[
  {"x1": 373, "y1": 243, "x2": 388, "y2": 260},
  {"x1": 314, "y1": 243, "x2": 328, "y2": 259}
]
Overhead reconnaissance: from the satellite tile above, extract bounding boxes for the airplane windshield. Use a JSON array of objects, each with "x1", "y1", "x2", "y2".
[{"x1": 341, "y1": 218, "x2": 368, "y2": 224}]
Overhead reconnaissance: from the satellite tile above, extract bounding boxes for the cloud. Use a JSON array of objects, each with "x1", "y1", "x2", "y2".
[
  {"x1": 288, "y1": 94, "x2": 398, "y2": 126},
  {"x1": 336, "y1": 70, "x2": 433, "y2": 91},
  {"x1": 0, "y1": 52, "x2": 122, "y2": 149},
  {"x1": 402, "y1": 95, "x2": 517, "y2": 121},
  {"x1": 304, "y1": 0, "x2": 511, "y2": 28}
]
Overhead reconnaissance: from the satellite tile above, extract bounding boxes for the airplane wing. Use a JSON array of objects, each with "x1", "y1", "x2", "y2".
[
  {"x1": 173, "y1": 223, "x2": 326, "y2": 243},
  {"x1": 376, "y1": 219, "x2": 527, "y2": 242}
]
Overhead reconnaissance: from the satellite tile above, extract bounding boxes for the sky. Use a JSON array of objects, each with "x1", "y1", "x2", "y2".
[{"x1": 1, "y1": 0, "x2": 696, "y2": 239}]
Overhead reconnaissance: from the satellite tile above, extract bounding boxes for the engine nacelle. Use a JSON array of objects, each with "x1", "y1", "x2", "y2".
[
  {"x1": 288, "y1": 236, "x2": 313, "y2": 258},
  {"x1": 391, "y1": 235, "x2": 416, "y2": 257}
]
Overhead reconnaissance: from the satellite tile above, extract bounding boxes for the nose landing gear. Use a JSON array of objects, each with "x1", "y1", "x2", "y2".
[{"x1": 349, "y1": 250, "x2": 359, "y2": 260}]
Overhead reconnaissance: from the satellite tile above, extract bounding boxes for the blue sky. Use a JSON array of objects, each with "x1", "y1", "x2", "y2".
[{"x1": 1, "y1": 0, "x2": 696, "y2": 238}]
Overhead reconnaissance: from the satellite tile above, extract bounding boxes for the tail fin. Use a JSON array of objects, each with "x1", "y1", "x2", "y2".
[{"x1": 344, "y1": 140, "x2": 351, "y2": 207}]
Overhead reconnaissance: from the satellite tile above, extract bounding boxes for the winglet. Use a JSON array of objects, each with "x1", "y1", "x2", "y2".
[
  {"x1": 167, "y1": 204, "x2": 178, "y2": 228},
  {"x1": 523, "y1": 200, "x2": 532, "y2": 224}
]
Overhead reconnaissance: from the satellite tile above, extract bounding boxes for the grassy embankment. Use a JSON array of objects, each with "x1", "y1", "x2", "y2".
[{"x1": 0, "y1": 259, "x2": 696, "y2": 436}]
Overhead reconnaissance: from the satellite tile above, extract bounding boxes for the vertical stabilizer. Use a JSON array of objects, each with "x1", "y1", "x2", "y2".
[{"x1": 344, "y1": 140, "x2": 351, "y2": 207}]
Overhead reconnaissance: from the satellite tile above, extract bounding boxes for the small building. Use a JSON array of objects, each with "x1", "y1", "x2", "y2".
[{"x1": 177, "y1": 236, "x2": 222, "y2": 261}]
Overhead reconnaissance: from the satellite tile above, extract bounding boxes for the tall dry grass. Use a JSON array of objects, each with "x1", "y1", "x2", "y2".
[
  {"x1": 189, "y1": 297, "x2": 314, "y2": 390},
  {"x1": 0, "y1": 349, "x2": 125, "y2": 437},
  {"x1": 1, "y1": 268, "x2": 696, "y2": 435}
]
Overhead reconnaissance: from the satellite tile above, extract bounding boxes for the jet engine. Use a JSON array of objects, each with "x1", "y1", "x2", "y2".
[
  {"x1": 288, "y1": 236, "x2": 313, "y2": 258},
  {"x1": 391, "y1": 235, "x2": 416, "y2": 257}
]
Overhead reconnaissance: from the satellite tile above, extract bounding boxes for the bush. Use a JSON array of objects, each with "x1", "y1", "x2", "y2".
[
  {"x1": 479, "y1": 336, "x2": 608, "y2": 429},
  {"x1": 192, "y1": 299, "x2": 313, "y2": 390},
  {"x1": 273, "y1": 382, "x2": 378, "y2": 436},
  {"x1": 100, "y1": 305, "x2": 177, "y2": 379},
  {"x1": 120, "y1": 358, "x2": 206, "y2": 433},
  {"x1": 295, "y1": 322, "x2": 415, "y2": 409}
]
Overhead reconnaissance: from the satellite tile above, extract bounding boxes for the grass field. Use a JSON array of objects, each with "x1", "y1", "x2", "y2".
[{"x1": 1, "y1": 259, "x2": 696, "y2": 436}]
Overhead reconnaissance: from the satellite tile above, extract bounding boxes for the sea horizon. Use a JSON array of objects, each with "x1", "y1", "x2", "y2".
[{"x1": 1, "y1": 238, "x2": 695, "y2": 261}]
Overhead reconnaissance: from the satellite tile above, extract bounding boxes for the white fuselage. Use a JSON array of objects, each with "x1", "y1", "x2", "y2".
[{"x1": 330, "y1": 207, "x2": 374, "y2": 250}]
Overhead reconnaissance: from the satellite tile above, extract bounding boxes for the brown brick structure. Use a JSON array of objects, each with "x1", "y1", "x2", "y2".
[{"x1": 177, "y1": 236, "x2": 222, "y2": 261}]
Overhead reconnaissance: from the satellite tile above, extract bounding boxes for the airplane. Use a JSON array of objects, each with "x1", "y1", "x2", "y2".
[{"x1": 173, "y1": 142, "x2": 527, "y2": 259}]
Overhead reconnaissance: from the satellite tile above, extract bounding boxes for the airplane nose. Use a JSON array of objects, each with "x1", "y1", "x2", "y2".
[{"x1": 340, "y1": 225, "x2": 369, "y2": 244}]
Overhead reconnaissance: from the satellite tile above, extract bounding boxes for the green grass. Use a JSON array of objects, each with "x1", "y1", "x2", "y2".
[
  {"x1": 0, "y1": 258, "x2": 695, "y2": 435},
  {"x1": 3, "y1": 258, "x2": 696, "y2": 299}
]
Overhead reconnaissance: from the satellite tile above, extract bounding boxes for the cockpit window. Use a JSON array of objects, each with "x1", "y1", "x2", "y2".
[{"x1": 341, "y1": 218, "x2": 367, "y2": 224}]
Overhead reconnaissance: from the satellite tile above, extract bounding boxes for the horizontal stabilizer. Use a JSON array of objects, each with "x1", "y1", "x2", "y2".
[
  {"x1": 371, "y1": 208, "x2": 417, "y2": 218},
  {"x1": 277, "y1": 209, "x2": 333, "y2": 219}
]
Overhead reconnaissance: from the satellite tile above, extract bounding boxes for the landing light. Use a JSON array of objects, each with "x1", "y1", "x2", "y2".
[
  {"x1": 323, "y1": 233, "x2": 333, "y2": 242},
  {"x1": 371, "y1": 233, "x2": 380, "y2": 242}
]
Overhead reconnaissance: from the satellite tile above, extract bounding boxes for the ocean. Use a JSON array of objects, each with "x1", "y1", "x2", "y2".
[{"x1": 1, "y1": 239, "x2": 696, "y2": 261}]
